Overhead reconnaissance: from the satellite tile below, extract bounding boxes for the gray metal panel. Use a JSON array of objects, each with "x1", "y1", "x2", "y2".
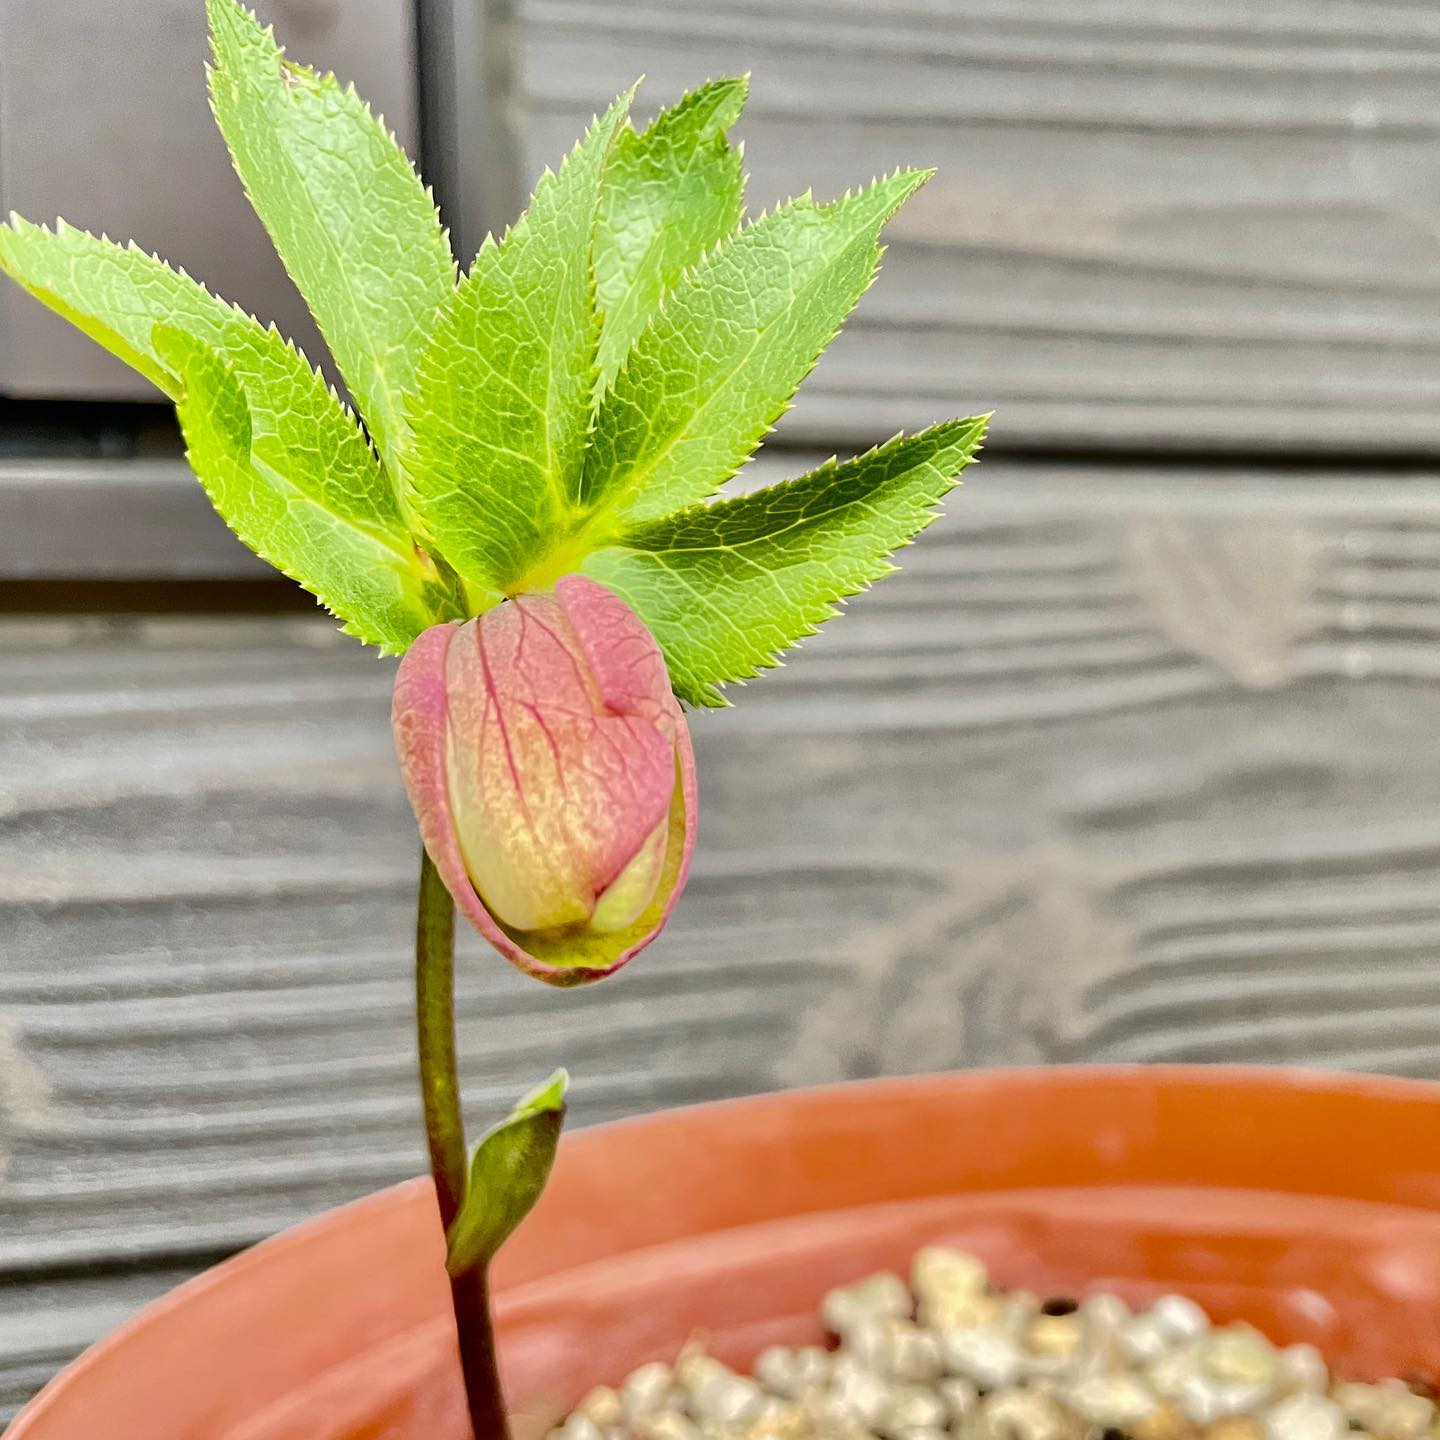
[{"x1": 0, "y1": 0, "x2": 421, "y2": 401}]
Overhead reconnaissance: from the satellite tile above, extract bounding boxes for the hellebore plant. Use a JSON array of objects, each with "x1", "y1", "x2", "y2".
[{"x1": 0, "y1": 3, "x2": 987, "y2": 1434}]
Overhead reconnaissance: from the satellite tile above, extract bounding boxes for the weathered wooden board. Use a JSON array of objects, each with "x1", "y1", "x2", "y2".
[
  {"x1": 500, "y1": 0, "x2": 1440, "y2": 454},
  {"x1": 9, "y1": 457, "x2": 1440, "y2": 1415},
  {"x1": 0, "y1": 0, "x2": 420, "y2": 403},
  {"x1": 11, "y1": 0, "x2": 1440, "y2": 452},
  {"x1": 0, "y1": 460, "x2": 270, "y2": 580}
]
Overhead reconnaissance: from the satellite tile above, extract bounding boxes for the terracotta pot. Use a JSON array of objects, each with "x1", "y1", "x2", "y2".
[{"x1": 12, "y1": 1067, "x2": 1440, "y2": 1440}]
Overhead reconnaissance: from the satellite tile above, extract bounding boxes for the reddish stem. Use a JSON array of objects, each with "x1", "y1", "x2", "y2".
[{"x1": 415, "y1": 848, "x2": 511, "y2": 1440}]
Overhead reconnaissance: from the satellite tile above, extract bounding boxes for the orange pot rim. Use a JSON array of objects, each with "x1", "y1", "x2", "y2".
[{"x1": 14, "y1": 1064, "x2": 1440, "y2": 1440}]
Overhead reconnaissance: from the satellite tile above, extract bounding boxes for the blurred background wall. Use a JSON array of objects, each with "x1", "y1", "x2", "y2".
[
  {"x1": 8, "y1": 1, "x2": 1437, "y2": 450},
  {"x1": 5, "y1": 0, "x2": 1440, "y2": 1422}
]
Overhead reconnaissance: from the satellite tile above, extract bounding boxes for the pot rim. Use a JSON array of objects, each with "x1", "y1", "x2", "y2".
[{"x1": 15, "y1": 1063, "x2": 1440, "y2": 1433}]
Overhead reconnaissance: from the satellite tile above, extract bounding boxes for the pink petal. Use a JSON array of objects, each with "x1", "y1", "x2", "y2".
[
  {"x1": 553, "y1": 573, "x2": 676, "y2": 729},
  {"x1": 391, "y1": 621, "x2": 590, "y2": 985},
  {"x1": 450, "y1": 593, "x2": 675, "y2": 925},
  {"x1": 392, "y1": 606, "x2": 698, "y2": 987}
]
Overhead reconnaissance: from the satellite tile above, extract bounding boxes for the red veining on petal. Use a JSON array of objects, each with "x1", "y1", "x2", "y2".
[
  {"x1": 391, "y1": 581, "x2": 699, "y2": 986},
  {"x1": 392, "y1": 621, "x2": 581, "y2": 983}
]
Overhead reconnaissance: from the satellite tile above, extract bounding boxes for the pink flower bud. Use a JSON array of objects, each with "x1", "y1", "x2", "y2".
[{"x1": 392, "y1": 575, "x2": 697, "y2": 985}]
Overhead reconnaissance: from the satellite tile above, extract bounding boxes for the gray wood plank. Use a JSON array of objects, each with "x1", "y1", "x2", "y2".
[
  {"x1": 0, "y1": 0, "x2": 420, "y2": 403},
  {"x1": 12, "y1": 457, "x2": 1440, "y2": 1414},
  {"x1": 505, "y1": 0, "x2": 1440, "y2": 453},
  {"x1": 0, "y1": 460, "x2": 269, "y2": 580},
  {"x1": 10, "y1": 0, "x2": 1440, "y2": 452}
]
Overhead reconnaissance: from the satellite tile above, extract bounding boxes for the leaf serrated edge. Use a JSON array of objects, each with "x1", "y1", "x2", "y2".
[
  {"x1": 699, "y1": 415, "x2": 987, "y2": 698},
  {"x1": 403, "y1": 85, "x2": 637, "y2": 569},
  {"x1": 163, "y1": 337, "x2": 421, "y2": 655},
  {"x1": 205, "y1": 0, "x2": 458, "y2": 492},
  {"x1": 630, "y1": 73, "x2": 748, "y2": 141},
  {"x1": 0, "y1": 214, "x2": 428, "y2": 579},
  {"x1": 587, "y1": 168, "x2": 931, "y2": 523},
  {"x1": 596, "y1": 168, "x2": 924, "y2": 400},
  {"x1": 205, "y1": 25, "x2": 456, "y2": 280},
  {"x1": 0, "y1": 217, "x2": 365, "y2": 423},
  {"x1": 455, "y1": 87, "x2": 641, "y2": 275},
  {"x1": 594, "y1": 75, "x2": 749, "y2": 395},
  {"x1": 612, "y1": 413, "x2": 987, "y2": 707}
]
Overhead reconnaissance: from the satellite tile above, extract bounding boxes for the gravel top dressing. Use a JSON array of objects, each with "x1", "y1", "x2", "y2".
[{"x1": 550, "y1": 1247, "x2": 1436, "y2": 1440}]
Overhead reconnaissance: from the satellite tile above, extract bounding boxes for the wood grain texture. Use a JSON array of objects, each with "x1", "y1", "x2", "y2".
[
  {"x1": 0, "y1": 460, "x2": 270, "y2": 580},
  {"x1": 9, "y1": 455, "x2": 1440, "y2": 1414},
  {"x1": 505, "y1": 0, "x2": 1440, "y2": 453},
  {"x1": 0, "y1": 0, "x2": 420, "y2": 403}
]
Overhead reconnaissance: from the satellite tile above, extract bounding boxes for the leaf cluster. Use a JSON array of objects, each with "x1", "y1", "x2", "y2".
[{"x1": 0, "y1": 0, "x2": 986, "y2": 695}]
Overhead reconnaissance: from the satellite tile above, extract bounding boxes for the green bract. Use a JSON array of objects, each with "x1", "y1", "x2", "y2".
[
  {"x1": 445, "y1": 1069, "x2": 568, "y2": 1274},
  {"x1": 0, "y1": 0, "x2": 987, "y2": 684}
]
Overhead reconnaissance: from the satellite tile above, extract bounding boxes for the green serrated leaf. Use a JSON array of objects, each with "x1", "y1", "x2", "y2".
[
  {"x1": 0, "y1": 219, "x2": 415, "y2": 539},
  {"x1": 581, "y1": 168, "x2": 932, "y2": 526},
  {"x1": 594, "y1": 77, "x2": 747, "y2": 392},
  {"x1": 206, "y1": 0, "x2": 456, "y2": 483},
  {"x1": 584, "y1": 416, "x2": 987, "y2": 706},
  {"x1": 404, "y1": 89, "x2": 635, "y2": 593},
  {"x1": 446, "y1": 1069, "x2": 568, "y2": 1275},
  {"x1": 0, "y1": 220, "x2": 178, "y2": 396},
  {"x1": 156, "y1": 326, "x2": 446, "y2": 654}
]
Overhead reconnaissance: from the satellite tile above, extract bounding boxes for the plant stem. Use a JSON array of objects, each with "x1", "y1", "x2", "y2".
[
  {"x1": 450, "y1": 1267, "x2": 509, "y2": 1440},
  {"x1": 416, "y1": 849, "x2": 467, "y2": 1224},
  {"x1": 415, "y1": 848, "x2": 511, "y2": 1440}
]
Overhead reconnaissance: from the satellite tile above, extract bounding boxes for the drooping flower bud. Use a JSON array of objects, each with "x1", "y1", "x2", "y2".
[{"x1": 392, "y1": 575, "x2": 697, "y2": 985}]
